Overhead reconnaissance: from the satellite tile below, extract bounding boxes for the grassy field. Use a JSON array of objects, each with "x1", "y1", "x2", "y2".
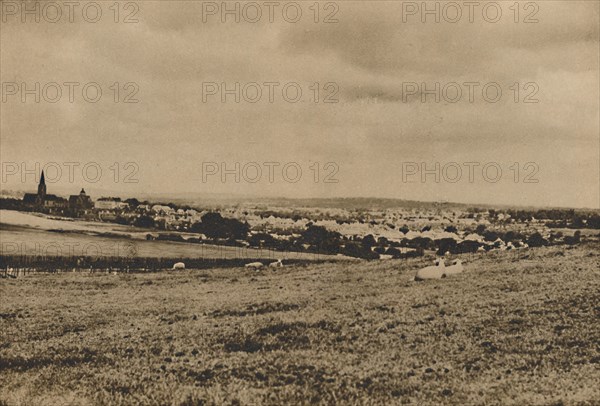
[
  {"x1": 1, "y1": 245, "x2": 599, "y2": 405},
  {"x1": 0, "y1": 224, "x2": 336, "y2": 261}
]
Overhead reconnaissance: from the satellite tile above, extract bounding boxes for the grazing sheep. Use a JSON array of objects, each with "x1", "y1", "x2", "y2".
[
  {"x1": 444, "y1": 259, "x2": 464, "y2": 276},
  {"x1": 414, "y1": 258, "x2": 446, "y2": 281},
  {"x1": 173, "y1": 262, "x2": 185, "y2": 270},
  {"x1": 269, "y1": 259, "x2": 283, "y2": 268},
  {"x1": 245, "y1": 262, "x2": 264, "y2": 270}
]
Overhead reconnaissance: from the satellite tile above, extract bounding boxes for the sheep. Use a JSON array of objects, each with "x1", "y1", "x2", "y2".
[
  {"x1": 414, "y1": 258, "x2": 446, "y2": 281},
  {"x1": 245, "y1": 262, "x2": 264, "y2": 270},
  {"x1": 444, "y1": 259, "x2": 464, "y2": 276},
  {"x1": 269, "y1": 259, "x2": 283, "y2": 268},
  {"x1": 173, "y1": 262, "x2": 185, "y2": 270}
]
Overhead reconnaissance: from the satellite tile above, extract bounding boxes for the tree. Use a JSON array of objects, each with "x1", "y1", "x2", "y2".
[
  {"x1": 504, "y1": 230, "x2": 524, "y2": 242},
  {"x1": 124, "y1": 198, "x2": 140, "y2": 207},
  {"x1": 192, "y1": 212, "x2": 249, "y2": 240},
  {"x1": 587, "y1": 214, "x2": 600, "y2": 229},
  {"x1": 134, "y1": 215, "x2": 154, "y2": 228},
  {"x1": 342, "y1": 241, "x2": 378, "y2": 259},
  {"x1": 444, "y1": 225, "x2": 458, "y2": 233},
  {"x1": 564, "y1": 231, "x2": 581, "y2": 245},
  {"x1": 456, "y1": 240, "x2": 480, "y2": 254},
  {"x1": 114, "y1": 215, "x2": 129, "y2": 225},
  {"x1": 527, "y1": 232, "x2": 548, "y2": 248},
  {"x1": 408, "y1": 237, "x2": 434, "y2": 250},
  {"x1": 300, "y1": 225, "x2": 342, "y2": 255},
  {"x1": 436, "y1": 238, "x2": 457, "y2": 255},
  {"x1": 362, "y1": 234, "x2": 376, "y2": 249},
  {"x1": 248, "y1": 232, "x2": 276, "y2": 248},
  {"x1": 483, "y1": 231, "x2": 499, "y2": 242},
  {"x1": 385, "y1": 247, "x2": 402, "y2": 258},
  {"x1": 570, "y1": 215, "x2": 585, "y2": 229}
]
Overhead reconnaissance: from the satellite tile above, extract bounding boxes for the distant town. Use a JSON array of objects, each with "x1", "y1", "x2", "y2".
[
  {"x1": 1, "y1": 171, "x2": 205, "y2": 230},
  {"x1": 1, "y1": 171, "x2": 599, "y2": 260}
]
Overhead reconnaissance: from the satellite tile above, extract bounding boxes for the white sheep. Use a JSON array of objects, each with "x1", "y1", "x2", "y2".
[
  {"x1": 414, "y1": 258, "x2": 446, "y2": 281},
  {"x1": 268, "y1": 259, "x2": 283, "y2": 268},
  {"x1": 245, "y1": 262, "x2": 264, "y2": 270},
  {"x1": 444, "y1": 259, "x2": 464, "y2": 276},
  {"x1": 172, "y1": 262, "x2": 185, "y2": 270}
]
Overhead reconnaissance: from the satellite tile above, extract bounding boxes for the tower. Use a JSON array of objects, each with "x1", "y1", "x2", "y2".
[{"x1": 37, "y1": 171, "x2": 47, "y2": 200}]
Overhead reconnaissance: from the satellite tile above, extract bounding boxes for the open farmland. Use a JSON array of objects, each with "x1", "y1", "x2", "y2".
[
  {"x1": 1, "y1": 244, "x2": 599, "y2": 405},
  {"x1": 0, "y1": 224, "x2": 336, "y2": 262}
]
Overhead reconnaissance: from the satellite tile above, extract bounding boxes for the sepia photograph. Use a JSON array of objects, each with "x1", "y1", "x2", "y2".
[{"x1": 0, "y1": 0, "x2": 599, "y2": 404}]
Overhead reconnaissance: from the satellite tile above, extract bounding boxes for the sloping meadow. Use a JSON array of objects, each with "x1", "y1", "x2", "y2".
[{"x1": 1, "y1": 245, "x2": 599, "y2": 405}]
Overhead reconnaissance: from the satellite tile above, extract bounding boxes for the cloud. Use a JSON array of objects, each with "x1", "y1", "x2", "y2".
[{"x1": 1, "y1": 1, "x2": 598, "y2": 208}]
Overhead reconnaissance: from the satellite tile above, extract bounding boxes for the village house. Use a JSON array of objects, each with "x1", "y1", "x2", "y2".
[{"x1": 95, "y1": 197, "x2": 129, "y2": 211}]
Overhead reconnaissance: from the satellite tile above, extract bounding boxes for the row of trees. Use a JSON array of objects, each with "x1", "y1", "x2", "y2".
[
  {"x1": 491, "y1": 208, "x2": 600, "y2": 229},
  {"x1": 136, "y1": 210, "x2": 590, "y2": 259}
]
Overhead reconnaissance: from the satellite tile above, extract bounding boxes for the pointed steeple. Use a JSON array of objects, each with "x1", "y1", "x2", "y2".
[{"x1": 38, "y1": 170, "x2": 47, "y2": 198}]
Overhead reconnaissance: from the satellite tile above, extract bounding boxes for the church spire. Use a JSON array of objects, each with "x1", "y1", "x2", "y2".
[{"x1": 38, "y1": 170, "x2": 46, "y2": 198}]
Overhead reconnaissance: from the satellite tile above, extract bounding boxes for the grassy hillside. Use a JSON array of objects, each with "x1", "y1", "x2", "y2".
[{"x1": 1, "y1": 245, "x2": 599, "y2": 405}]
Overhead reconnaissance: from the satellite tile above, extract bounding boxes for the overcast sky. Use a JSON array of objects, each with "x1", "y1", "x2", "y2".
[{"x1": 1, "y1": 1, "x2": 598, "y2": 208}]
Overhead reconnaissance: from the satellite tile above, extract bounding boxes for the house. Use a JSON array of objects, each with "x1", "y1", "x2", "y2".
[
  {"x1": 96, "y1": 197, "x2": 128, "y2": 210},
  {"x1": 69, "y1": 189, "x2": 94, "y2": 213}
]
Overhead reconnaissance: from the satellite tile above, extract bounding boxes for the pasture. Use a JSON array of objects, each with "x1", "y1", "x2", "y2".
[
  {"x1": 1, "y1": 245, "x2": 599, "y2": 405},
  {"x1": 0, "y1": 224, "x2": 335, "y2": 261}
]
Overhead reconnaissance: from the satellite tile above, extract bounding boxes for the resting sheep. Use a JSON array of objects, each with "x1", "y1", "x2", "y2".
[
  {"x1": 245, "y1": 262, "x2": 264, "y2": 270},
  {"x1": 269, "y1": 259, "x2": 283, "y2": 268},
  {"x1": 173, "y1": 262, "x2": 185, "y2": 270},
  {"x1": 444, "y1": 259, "x2": 464, "y2": 275},
  {"x1": 414, "y1": 258, "x2": 446, "y2": 281}
]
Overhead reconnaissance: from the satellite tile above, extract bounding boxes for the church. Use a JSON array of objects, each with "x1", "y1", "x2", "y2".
[
  {"x1": 23, "y1": 171, "x2": 94, "y2": 214},
  {"x1": 23, "y1": 171, "x2": 68, "y2": 209}
]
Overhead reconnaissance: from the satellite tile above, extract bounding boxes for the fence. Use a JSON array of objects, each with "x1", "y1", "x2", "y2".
[{"x1": 0, "y1": 255, "x2": 325, "y2": 276}]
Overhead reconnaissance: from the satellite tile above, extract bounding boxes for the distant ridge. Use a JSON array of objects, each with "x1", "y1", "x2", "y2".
[
  {"x1": 3, "y1": 189, "x2": 598, "y2": 211},
  {"x1": 134, "y1": 193, "x2": 599, "y2": 212}
]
